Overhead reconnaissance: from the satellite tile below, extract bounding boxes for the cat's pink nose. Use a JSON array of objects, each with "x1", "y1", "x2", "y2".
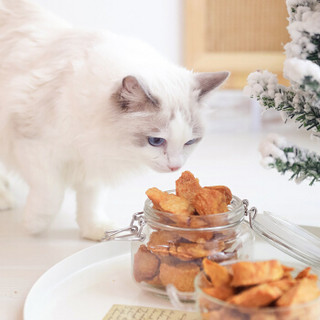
[{"x1": 169, "y1": 166, "x2": 180, "y2": 172}]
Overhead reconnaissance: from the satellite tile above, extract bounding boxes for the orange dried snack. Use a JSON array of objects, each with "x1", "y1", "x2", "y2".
[
  {"x1": 295, "y1": 266, "x2": 318, "y2": 281},
  {"x1": 147, "y1": 230, "x2": 180, "y2": 256},
  {"x1": 203, "y1": 258, "x2": 231, "y2": 287},
  {"x1": 148, "y1": 230, "x2": 180, "y2": 247},
  {"x1": 192, "y1": 188, "x2": 228, "y2": 215},
  {"x1": 159, "y1": 262, "x2": 200, "y2": 292},
  {"x1": 133, "y1": 245, "x2": 160, "y2": 282},
  {"x1": 276, "y1": 278, "x2": 320, "y2": 307},
  {"x1": 175, "y1": 242, "x2": 210, "y2": 261},
  {"x1": 203, "y1": 286, "x2": 235, "y2": 301},
  {"x1": 227, "y1": 283, "x2": 283, "y2": 308},
  {"x1": 205, "y1": 185, "x2": 232, "y2": 204},
  {"x1": 250, "y1": 314, "x2": 278, "y2": 320},
  {"x1": 159, "y1": 194, "x2": 194, "y2": 215},
  {"x1": 145, "y1": 187, "x2": 169, "y2": 211},
  {"x1": 175, "y1": 170, "x2": 202, "y2": 202},
  {"x1": 231, "y1": 260, "x2": 284, "y2": 287},
  {"x1": 268, "y1": 278, "x2": 296, "y2": 293},
  {"x1": 145, "y1": 274, "x2": 162, "y2": 286}
]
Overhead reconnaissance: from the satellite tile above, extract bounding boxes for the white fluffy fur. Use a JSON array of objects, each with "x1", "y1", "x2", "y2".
[{"x1": 0, "y1": 0, "x2": 228, "y2": 240}]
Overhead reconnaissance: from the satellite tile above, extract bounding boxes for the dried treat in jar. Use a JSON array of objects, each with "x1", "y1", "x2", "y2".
[
  {"x1": 250, "y1": 314, "x2": 278, "y2": 320},
  {"x1": 203, "y1": 286, "x2": 235, "y2": 301},
  {"x1": 268, "y1": 278, "x2": 296, "y2": 293},
  {"x1": 133, "y1": 245, "x2": 160, "y2": 282},
  {"x1": 203, "y1": 258, "x2": 231, "y2": 287},
  {"x1": 205, "y1": 185, "x2": 233, "y2": 204},
  {"x1": 227, "y1": 283, "x2": 283, "y2": 308},
  {"x1": 145, "y1": 187, "x2": 169, "y2": 211},
  {"x1": 147, "y1": 230, "x2": 180, "y2": 255},
  {"x1": 174, "y1": 242, "x2": 210, "y2": 261},
  {"x1": 159, "y1": 194, "x2": 194, "y2": 216},
  {"x1": 175, "y1": 170, "x2": 202, "y2": 203},
  {"x1": 192, "y1": 187, "x2": 229, "y2": 215},
  {"x1": 295, "y1": 266, "x2": 318, "y2": 281},
  {"x1": 231, "y1": 260, "x2": 284, "y2": 287},
  {"x1": 145, "y1": 274, "x2": 162, "y2": 287},
  {"x1": 276, "y1": 278, "x2": 320, "y2": 307},
  {"x1": 159, "y1": 261, "x2": 200, "y2": 292}
]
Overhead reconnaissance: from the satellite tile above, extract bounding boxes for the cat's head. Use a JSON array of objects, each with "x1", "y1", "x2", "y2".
[{"x1": 112, "y1": 71, "x2": 229, "y2": 173}]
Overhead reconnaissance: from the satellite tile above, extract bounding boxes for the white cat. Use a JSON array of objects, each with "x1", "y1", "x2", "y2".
[{"x1": 0, "y1": 0, "x2": 229, "y2": 240}]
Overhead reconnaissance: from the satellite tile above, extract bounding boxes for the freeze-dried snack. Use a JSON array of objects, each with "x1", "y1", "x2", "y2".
[
  {"x1": 205, "y1": 185, "x2": 232, "y2": 204},
  {"x1": 133, "y1": 245, "x2": 160, "y2": 282},
  {"x1": 147, "y1": 230, "x2": 180, "y2": 256},
  {"x1": 200, "y1": 259, "x2": 320, "y2": 316},
  {"x1": 146, "y1": 171, "x2": 233, "y2": 218},
  {"x1": 148, "y1": 230, "x2": 180, "y2": 247},
  {"x1": 203, "y1": 258, "x2": 231, "y2": 287},
  {"x1": 175, "y1": 170, "x2": 202, "y2": 202},
  {"x1": 174, "y1": 242, "x2": 210, "y2": 261},
  {"x1": 231, "y1": 260, "x2": 284, "y2": 287},
  {"x1": 145, "y1": 187, "x2": 169, "y2": 211},
  {"x1": 295, "y1": 266, "x2": 318, "y2": 281},
  {"x1": 145, "y1": 274, "x2": 162, "y2": 286},
  {"x1": 192, "y1": 187, "x2": 229, "y2": 215},
  {"x1": 227, "y1": 283, "x2": 283, "y2": 308},
  {"x1": 250, "y1": 314, "x2": 278, "y2": 320},
  {"x1": 268, "y1": 278, "x2": 296, "y2": 293},
  {"x1": 276, "y1": 278, "x2": 320, "y2": 307},
  {"x1": 203, "y1": 286, "x2": 235, "y2": 301},
  {"x1": 159, "y1": 261, "x2": 200, "y2": 292},
  {"x1": 159, "y1": 194, "x2": 194, "y2": 216}
]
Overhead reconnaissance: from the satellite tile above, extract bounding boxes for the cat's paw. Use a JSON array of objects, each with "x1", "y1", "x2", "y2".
[
  {"x1": 23, "y1": 214, "x2": 52, "y2": 235},
  {"x1": 79, "y1": 218, "x2": 118, "y2": 241}
]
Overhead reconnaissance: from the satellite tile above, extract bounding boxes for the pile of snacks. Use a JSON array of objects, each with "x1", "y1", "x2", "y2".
[
  {"x1": 133, "y1": 171, "x2": 241, "y2": 292},
  {"x1": 199, "y1": 259, "x2": 320, "y2": 319},
  {"x1": 146, "y1": 171, "x2": 232, "y2": 218}
]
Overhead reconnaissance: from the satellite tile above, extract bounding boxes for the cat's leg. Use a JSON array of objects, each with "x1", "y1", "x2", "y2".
[
  {"x1": 76, "y1": 184, "x2": 116, "y2": 241},
  {"x1": 23, "y1": 177, "x2": 65, "y2": 235}
]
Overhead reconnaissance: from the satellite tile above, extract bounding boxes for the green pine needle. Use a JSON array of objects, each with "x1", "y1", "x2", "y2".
[{"x1": 269, "y1": 146, "x2": 320, "y2": 185}]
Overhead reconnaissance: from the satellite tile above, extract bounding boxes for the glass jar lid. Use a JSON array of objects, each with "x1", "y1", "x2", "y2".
[{"x1": 248, "y1": 210, "x2": 320, "y2": 272}]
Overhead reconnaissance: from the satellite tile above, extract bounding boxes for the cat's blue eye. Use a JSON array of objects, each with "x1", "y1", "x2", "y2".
[
  {"x1": 185, "y1": 138, "x2": 200, "y2": 146},
  {"x1": 148, "y1": 137, "x2": 166, "y2": 147}
]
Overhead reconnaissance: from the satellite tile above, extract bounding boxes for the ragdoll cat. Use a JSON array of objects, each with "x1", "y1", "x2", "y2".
[{"x1": 0, "y1": 0, "x2": 229, "y2": 240}]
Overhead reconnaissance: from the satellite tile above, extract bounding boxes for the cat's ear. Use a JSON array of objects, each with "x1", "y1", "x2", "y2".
[
  {"x1": 194, "y1": 71, "x2": 230, "y2": 100},
  {"x1": 116, "y1": 75, "x2": 158, "y2": 111}
]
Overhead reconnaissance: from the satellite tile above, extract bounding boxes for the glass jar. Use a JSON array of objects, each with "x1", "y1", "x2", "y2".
[
  {"x1": 130, "y1": 192, "x2": 254, "y2": 298},
  {"x1": 194, "y1": 267, "x2": 320, "y2": 320},
  {"x1": 167, "y1": 260, "x2": 320, "y2": 320}
]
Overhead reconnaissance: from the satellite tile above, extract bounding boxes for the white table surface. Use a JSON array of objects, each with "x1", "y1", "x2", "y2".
[{"x1": 1, "y1": 108, "x2": 320, "y2": 320}]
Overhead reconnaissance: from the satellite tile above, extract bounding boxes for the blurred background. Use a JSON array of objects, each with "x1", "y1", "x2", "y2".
[
  {"x1": 32, "y1": 0, "x2": 292, "y2": 132},
  {"x1": 27, "y1": 0, "x2": 319, "y2": 228}
]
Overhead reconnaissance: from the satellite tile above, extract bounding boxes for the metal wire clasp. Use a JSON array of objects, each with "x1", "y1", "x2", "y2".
[
  {"x1": 101, "y1": 211, "x2": 146, "y2": 242},
  {"x1": 242, "y1": 199, "x2": 258, "y2": 228}
]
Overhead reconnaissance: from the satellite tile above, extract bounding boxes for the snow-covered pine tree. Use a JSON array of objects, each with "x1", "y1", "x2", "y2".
[{"x1": 244, "y1": 0, "x2": 320, "y2": 185}]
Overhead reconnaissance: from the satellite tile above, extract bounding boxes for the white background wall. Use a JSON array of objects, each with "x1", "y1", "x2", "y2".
[{"x1": 32, "y1": 0, "x2": 184, "y2": 65}]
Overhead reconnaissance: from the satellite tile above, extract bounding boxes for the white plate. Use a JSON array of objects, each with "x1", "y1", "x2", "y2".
[
  {"x1": 23, "y1": 241, "x2": 174, "y2": 320},
  {"x1": 23, "y1": 235, "x2": 307, "y2": 320}
]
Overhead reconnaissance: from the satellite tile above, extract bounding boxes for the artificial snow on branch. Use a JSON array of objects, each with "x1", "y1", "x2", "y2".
[{"x1": 260, "y1": 134, "x2": 320, "y2": 185}]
